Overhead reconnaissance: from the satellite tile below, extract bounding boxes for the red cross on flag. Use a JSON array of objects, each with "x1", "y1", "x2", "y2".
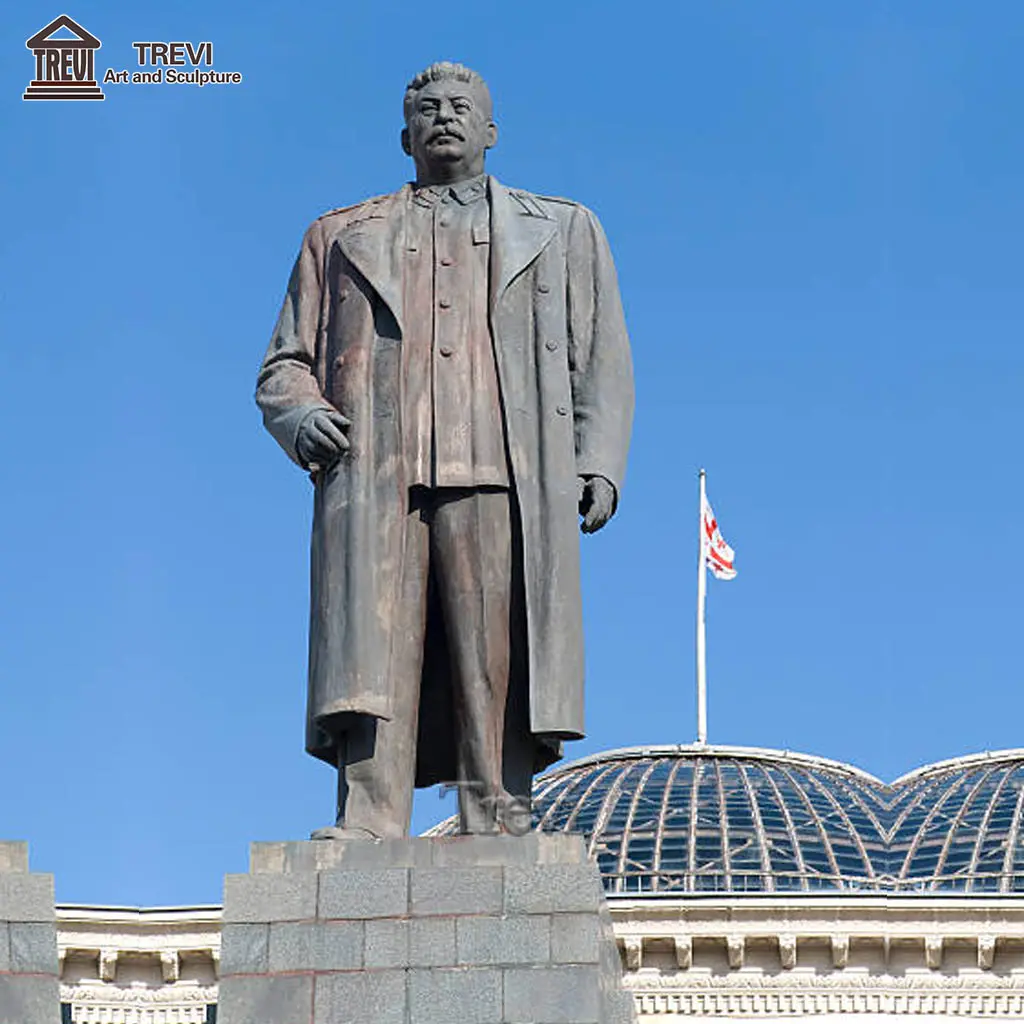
[{"x1": 702, "y1": 495, "x2": 736, "y2": 581}]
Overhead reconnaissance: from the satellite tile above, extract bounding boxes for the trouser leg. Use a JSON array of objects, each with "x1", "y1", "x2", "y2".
[
  {"x1": 335, "y1": 495, "x2": 429, "y2": 838},
  {"x1": 501, "y1": 493, "x2": 534, "y2": 828},
  {"x1": 431, "y1": 488, "x2": 513, "y2": 834},
  {"x1": 501, "y1": 615, "x2": 534, "y2": 824}
]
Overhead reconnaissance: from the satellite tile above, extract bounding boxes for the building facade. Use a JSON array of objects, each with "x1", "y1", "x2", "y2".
[{"x1": 55, "y1": 745, "x2": 1024, "y2": 1022}]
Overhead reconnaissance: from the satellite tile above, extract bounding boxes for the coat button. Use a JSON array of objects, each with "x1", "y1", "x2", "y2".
[
  {"x1": 438, "y1": 297, "x2": 452, "y2": 309},
  {"x1": 440, "y1": 256, "x2": 453, "y2": 266},
  {"x1": 545, "y1": 339, "x2": 558, "y2": 352},
  {"x1": 556, "y1": 404, "x2": 569, "y2": 416},
  {"x1": 439, "y1": 345, "x2": 454, "y2": 357},
  {"x1": 537, "y1": 282, "x2": 550, "y2": 293}
]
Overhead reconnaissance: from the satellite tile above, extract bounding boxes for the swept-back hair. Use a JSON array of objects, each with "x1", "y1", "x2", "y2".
[{"x1": 403, "y1": 61, "x2": 492, "y2": 121}]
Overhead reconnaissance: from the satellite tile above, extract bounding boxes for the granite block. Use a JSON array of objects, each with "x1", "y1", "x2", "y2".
[
  {"x1": 318, "y1": 868, "x2": 408, "y2": 919},
  {"x1": 409, "y1": 916, "x2": 457, "y2": 967},
  {"x1": 0, "y1": 874, "x2": 54, "y2": 923},
  {"x1": 504, "y1": 864, "x2": 602, "y2": 915},
  {"x1": 318, "y1": 838, "x2": 433, "y2": 871},
  {"x1": 249, "y1": 842, "x2": 288, "y2": 874},
  {"x1": 606, "y1": 988, "x2": 639, "y2": 1024},
  {"x1": 407, "y1": 966, "x2": 503, "y2": 1024},
  {"x1": 269, "y1": 920, "x2": 363, "y2": 972},
  {"x1": 0, "y1": 843, "x2": 28, "y2": 874},
  {"x1": 314, "y1": 970, "x2": 406, "y2": 1024},
  {"x1": 224, "y1": 873, "x2": 317, "y2": 923},
  {"x1": 551, "y1": 913, "x2": 601, "y2": 964},
  {"x1": 410, "y1": 866, "x2": 503, "y2": 916},
  {"x1": 430, "y1": 833, "x2": 586, "y2": 868},
  {"x1": 504, "y1": 964, "x2": 601, "y2": 1023},
  {"x1": 598, "y1": 929, "x2": 623, "y2": 979},
  {"x1": 218, "y1": 974, "x2": 314, "y2": 1024},
  {"x1": 364, "y1": 917, "x2": 457, "y2": 968},
  {"x1": 364, "y1": 918, "x2": 408, "y2": 968},
  {"x1": 597, "y1": 903, "x2": 629, "y2": 979},
  {"x1": 8, "y1": 923, "x2": 57, "y2": 974},
  {"x1": 220, "y1": 924, "x2": 269, "y2": 977},
  {"x1": 532, "y1": 833, "x2": 589, "y2": 866},
  {"x1": 252, "y1": 838, "x2": 433, "y2": 874},
  {"x1": 0, "y1": 975, "x2": 60, "y2": 1024},
  {"x1": 456, "y1": 914, "x2": 549, "y2": 965}
]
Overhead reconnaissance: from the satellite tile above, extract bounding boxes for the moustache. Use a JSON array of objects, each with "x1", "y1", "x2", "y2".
[{"x1": 428, "y1": 127, "x2": 464, "y2": 142}]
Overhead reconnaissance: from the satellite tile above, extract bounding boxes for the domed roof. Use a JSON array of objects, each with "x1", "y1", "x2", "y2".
[{"x1": 427, "y1": 745, "x2": 1024, "y2": 895}]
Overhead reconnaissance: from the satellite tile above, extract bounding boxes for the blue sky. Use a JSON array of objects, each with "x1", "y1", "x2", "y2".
[{"x1": 3, "y1": 0, "x2": 1024, "y2": 905}]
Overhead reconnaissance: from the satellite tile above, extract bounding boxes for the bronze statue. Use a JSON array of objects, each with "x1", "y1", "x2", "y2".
[{"x1": 256, "y1": 62, "x2": 634, "y2": 838}]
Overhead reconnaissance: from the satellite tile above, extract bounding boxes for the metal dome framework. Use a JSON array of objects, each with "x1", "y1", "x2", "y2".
[
  {"x1": 529, "y1": 745, "x2": 888, "y2": 895},
  {"x1": 429, "y1": 745, "x2": 1024, "y2": 895}
]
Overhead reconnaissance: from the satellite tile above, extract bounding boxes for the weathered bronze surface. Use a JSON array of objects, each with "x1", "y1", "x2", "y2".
[{"x1": 256, "y1": 62, "x2": 634, "y2": 836}]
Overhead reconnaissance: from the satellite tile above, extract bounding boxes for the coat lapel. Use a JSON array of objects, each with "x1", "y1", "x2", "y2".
[
  {"x1": 488, "y1": 177, "x2": 558, "y2": 314},
  {"x1": 336, "y1": 186, "x2": 409, "y2": 334},
  {"x1": 335, "y1": 179, "x2": 557, "y2": 335}
]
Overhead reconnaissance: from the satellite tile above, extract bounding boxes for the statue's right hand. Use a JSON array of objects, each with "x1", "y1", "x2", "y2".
[{"x1": 296, "y1": 408, "x2": 351, "y2": 470}]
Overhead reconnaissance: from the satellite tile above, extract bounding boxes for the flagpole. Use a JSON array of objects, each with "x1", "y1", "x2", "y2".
[{"x1": 696, "y1": 468, "x2": 708, "y2": 746}]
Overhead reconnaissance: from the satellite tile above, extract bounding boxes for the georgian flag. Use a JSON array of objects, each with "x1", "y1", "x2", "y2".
[{"x1": 702, "y1": 496, "x2": 736, "y2": 580}]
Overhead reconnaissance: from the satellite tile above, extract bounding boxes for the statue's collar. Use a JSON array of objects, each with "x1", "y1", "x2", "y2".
[{"x1": 411, "y1": 173, "x2": 487, "y2": 206}]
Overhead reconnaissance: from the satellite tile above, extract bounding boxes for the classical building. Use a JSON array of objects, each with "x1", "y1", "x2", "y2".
[
  {"x1": 58, "y1": 905, "x2": 219, "y2": 1023},
  {"x1": 55, "y1": 744, "x2": 1024, "y2": 1022}
]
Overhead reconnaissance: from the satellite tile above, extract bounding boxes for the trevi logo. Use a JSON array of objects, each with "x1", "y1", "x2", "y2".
[
  {"x1": 23, "y1": 14, "x2": 244, "y2": 101},
  {"x1": 23, "y1": 14, "x2": 104, "y2": 100}
]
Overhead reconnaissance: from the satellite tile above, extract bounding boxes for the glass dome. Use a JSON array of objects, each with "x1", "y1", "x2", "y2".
[{"x1": 427, "y1": 745, "x2": 1024, "y2": 895}]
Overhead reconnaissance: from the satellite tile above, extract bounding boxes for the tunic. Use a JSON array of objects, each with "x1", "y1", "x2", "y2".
[{"x1": 402, "y1": 175, "x2": 509, "y2": 488}]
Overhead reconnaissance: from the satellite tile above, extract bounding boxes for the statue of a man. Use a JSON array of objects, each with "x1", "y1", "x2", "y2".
[{"x1": 256, "y1": 61, "x2": 634, "y2": 838}]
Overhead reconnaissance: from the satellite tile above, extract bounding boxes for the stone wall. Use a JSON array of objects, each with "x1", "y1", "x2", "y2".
[
  {"x1": 219, "y1": 834, "x2": 636, "y2": 1024},
  {"x1": 0, "y1": 842, "x2": 59, "y2": 1024}
]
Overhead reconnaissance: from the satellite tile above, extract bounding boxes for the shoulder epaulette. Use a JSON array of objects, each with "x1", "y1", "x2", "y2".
[
  {"x1": 507, "y1": 189, "x2": 554, "y2": 219},
  {"x1": 317, "y1": 192, "x2": 391, "y2": 221},
  {"x1": 532, "y1": 193, "x2": 581, "y2": 209}
]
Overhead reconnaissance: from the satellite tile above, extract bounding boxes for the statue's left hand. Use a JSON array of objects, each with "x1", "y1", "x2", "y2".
[{"x1": 578, "y1": 475, "x2": 616, "y2": 534}]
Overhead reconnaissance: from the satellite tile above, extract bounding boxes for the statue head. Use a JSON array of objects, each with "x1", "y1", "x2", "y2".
[{"x1": 402, "y1": 61, "x2": 497, "y2": 184}]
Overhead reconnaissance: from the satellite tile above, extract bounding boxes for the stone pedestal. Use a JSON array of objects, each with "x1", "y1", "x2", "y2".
[
  {"x1": 220, "y1": 834, "x2": 636, "y2": 1024},
  {"x1": 0, "y1": 842, "x2": 59, "y2": 1024}
]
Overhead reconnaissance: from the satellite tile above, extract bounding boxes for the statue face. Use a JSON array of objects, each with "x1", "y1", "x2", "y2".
[{"x1": 402, "y1": 77, "x2": 496, "y2": 180}]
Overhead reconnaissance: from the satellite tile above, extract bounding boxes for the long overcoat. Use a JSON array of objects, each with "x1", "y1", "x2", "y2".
[{"x1": 256, "y1": 176, "x2": 634, "y2": 786}]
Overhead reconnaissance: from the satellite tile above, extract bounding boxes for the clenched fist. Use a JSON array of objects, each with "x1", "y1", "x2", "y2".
[
  {"x1": 578, "y1": 475, "x2": 617, "y2": 534},
  {"x1": 296, "y1": 408, "x2": 351, "y2": 471}
]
